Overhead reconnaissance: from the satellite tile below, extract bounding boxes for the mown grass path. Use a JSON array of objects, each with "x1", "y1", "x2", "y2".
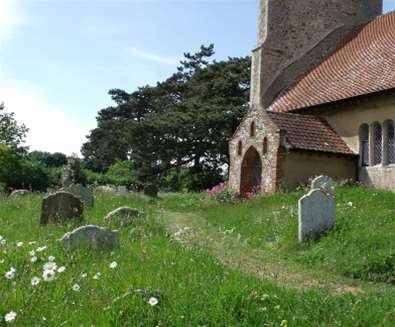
[{"x1": 160, "y1": 210, "x2": 387, "y2": 295}]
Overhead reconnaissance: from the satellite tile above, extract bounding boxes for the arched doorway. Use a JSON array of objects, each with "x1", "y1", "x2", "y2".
[{"x1": 240, "y1": 146, "x2": 262, "y2": 196}]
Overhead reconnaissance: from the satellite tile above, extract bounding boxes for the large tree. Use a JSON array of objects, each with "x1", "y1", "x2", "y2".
[
  {"x1": 0, "y1": 103, "x2": 29, "y2": 150},
  {"x1": 82, "y1": 45, "x2": 250, "y2": 189}
]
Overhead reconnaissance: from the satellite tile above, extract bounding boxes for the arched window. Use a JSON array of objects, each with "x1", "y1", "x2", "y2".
[
  {"x1": 388, "y1": 121, "x2": 395, "y2": 164},
  {"x1": 237, "y1": 140, "x2": 242, "y2": 156},
  {"x1": 373, "y1": 122, "x2": 382, "y2": 165},
  {"x1": 262, "y1": 137, "x2": 268, "y2": 155},
  {"x1": 250, "y1": 121, "x2": 255, "y2": 137},
  {"x1": 359, "y1": 124, "x2": 369, "y2": 166}
]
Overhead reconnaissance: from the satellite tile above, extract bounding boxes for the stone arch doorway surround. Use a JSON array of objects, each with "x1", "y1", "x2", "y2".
[{"x1": 240, "y1": 146, "x2": 262, "y2": 196}]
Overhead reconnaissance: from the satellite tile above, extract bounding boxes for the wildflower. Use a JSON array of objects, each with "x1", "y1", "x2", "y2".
[
  {"x1": 43, "y1": 262, "x2": 57, "y2": 271},
  {"x1": 72, "y1": 283, "x2": 80, "y2": 292},
  {"x1": 28, "y1": 241, "x2": 36, "y2": 246},
  {"x1": 29, "y1": 250, "x2": 35, "y2": 257},
  {"x1": 42, "y1": 269, "x2": 55, "y2": 282},
  {"x1": 109, "y1": 261, "x2": 118, "y2": 269},
  {"x1": 0, "y1": 238, "x2": 6, "y2": 246},
  {"x1": 48, "y1": 256, "x2": 55, "y2": 262},
  {"x1": 93, "y1": 272, "x2": 101, "y2": 280},
  {"x1": 81, "y1": 272, "x2": 87, "y2": 278},
  {"x1": 16, "y1": 241, "x2": 23, "y2": 247},
  {"x1": 57, "y1": 266, "x2": 66, "y2": 273},
  {"x1": 31, "y1": 277, "x2": 40, "y2": 286},
  {"x1": 148, "y1": 297, "x2": 159, "y2": 306},
  {"x1": 4, "y1": 311, "x2": 16, "y2": 323},
  {"x1": 36, "y1": 246, "x2": 47, "y2": 252},
  {"x1": 30, "y1": 256, "x2": 37, "y2": 263},
  {"x1": 347, "y1": 201, "x2": 353, "y2": 207},
  {"x1": 5, "y1": 268, "x2": 16, "y2": 280}
]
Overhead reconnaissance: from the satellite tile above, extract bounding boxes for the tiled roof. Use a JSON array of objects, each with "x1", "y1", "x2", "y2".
[
  {"x1": 270, "y1": 11, "x2": 395, "y2": 113},
  {"x1": 267, "y1": 112, "x2": 355, "y2": 155}
]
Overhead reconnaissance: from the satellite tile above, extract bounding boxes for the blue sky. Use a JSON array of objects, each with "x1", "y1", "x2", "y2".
[{"x1": 1, "y1": 0, "x2": 395, "y2": 155}]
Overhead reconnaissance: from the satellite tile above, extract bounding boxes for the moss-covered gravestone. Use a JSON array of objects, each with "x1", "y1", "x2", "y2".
[
  {"x1": 144, "y1": 184, "x2": 158, "y2": 198},
  {"x1": 40, "y1": 192, "x2": 84, "y2": 225}
]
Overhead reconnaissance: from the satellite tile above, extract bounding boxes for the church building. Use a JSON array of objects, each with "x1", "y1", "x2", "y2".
[{"x1": 229, "y1": 0, "x2": 395, "y2": 195}]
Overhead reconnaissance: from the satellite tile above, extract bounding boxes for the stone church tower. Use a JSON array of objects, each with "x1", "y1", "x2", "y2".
[
  {"x1": 251, "y1": 0, "x2": 383, "y2": 108},
  {"x1": 229, "y1": 0, "x2": 384, "y2": 195}
]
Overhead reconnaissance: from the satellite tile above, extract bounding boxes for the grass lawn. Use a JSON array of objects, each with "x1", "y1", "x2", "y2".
[{"x1": 0, "y1": 188, "x2": 395, "y2": 326}]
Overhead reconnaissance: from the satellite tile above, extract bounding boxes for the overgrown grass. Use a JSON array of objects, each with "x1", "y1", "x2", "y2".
[
  {"x1": 172, "y1": 187, "x2": 395, "y2": 286},
  {"x1": 0, "y1": 190, "x2": 395, "y2": 325}
]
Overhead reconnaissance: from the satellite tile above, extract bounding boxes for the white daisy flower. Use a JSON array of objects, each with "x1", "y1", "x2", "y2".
[
  {"x1": 29, "y1": 250, "x2": 35, "y2": 257},
  {"x1": 57, "y1": 266, "x2": 66, "y2": 273},
  {"x1": 93, "y1": 272, "x2": 101, "y2": 280},
  {"x1": 30, "y1": 256, "x2": 37, "y2": 263},
  {"x1": 109, "y1": 261, "x2": 118, "y2": 269},
  {"x1": 31, "y1": 277, "x2": 40, "y2": 286},
  {"x1": 48, "y1": 256, "x2": 55, "y2": 262},
  {"x1": 81, "y1": 272, "x2": 87, "y2": 278},
  {"x1": 0, "y1": 239, "x2": 6, "y2": 246},
  {"x1": 16, "y1": 241, "x2": 23, "y2": 247},
  {"x1": 42, "y1": 269, "x2": 55, "y2": 282},
  {"x1": 148, "y1": 297, "x2": 159, "y2": 306},
  {"x1": 43, "y1": 262, "x2": 57, "y2": 271},
  {"x1": 5, "y1": 270, "x2": 15, "y2": 280},
  {"x1": 28, "y1": 241, "x2": 36, "y2": 246},
  {"x1": 36, "y1": 246, "x2": 47, "y2": 252},
  {"x1": 4, "y1": 311, "x2": 17, "y2": 323},
  {"x1": 72, "y1": 283, "x2": 80, "y2": 292}
]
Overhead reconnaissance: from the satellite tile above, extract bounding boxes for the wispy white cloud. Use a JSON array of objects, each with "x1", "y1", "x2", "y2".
[
  {"x1": 0, "y1": 79, "x2": 94, "y2": 156},
  {"x1": 0, "y1": 0, "x2": 26, "y2": 41},
  {"x1": 126, "y1": 46, "x2": 179, "y2": 66}
]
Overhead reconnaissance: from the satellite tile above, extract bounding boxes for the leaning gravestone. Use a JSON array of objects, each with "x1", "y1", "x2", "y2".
[
  {"x1": 298, "y1": 189, "x2": 335, "y2": 242},
  {"x1": 117, "y1": 186, "x2": 128, "y2": 196},
  {"x1": 104, "y1": 207, "x2": 141, "y2": 227},
  {"x1": 40, "y1": 192, "x2": 84, "y2": 225},
  {"x1": 311, "y1": 175, "x2": 336, "y2": 194},
  {"x1": 144, "y1": 184, "x2": 158, "y2": 198},
  {"x1": 60, "y1": 225, "x2": 119, "y2": 250},
  {"x1": 63, "y1": 184, "x2": 94, "y2": 208},
  {"x1": 10, "y1": 189, "x2": 31, "y2": 197}
]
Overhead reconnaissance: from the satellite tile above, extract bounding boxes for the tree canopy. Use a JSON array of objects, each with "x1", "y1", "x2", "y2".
[
  {"x1": 0, "y1": 103, "x2": 29, "y2": 150},
  {"x1": 82, "y1": 45, "x2": 250, "y2": 190}
]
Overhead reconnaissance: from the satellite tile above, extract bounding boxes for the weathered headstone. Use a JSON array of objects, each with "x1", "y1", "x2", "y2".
[
  {"x1": 61, "y1": 164, "x2": 74, "y2": 188},
  {"x1": 96, "y1": 185, "x2": 116, "y2": 193},
  {"x1": 104, "y1": 207, "x2": 141, "y2": 227},
  {"x1": 63, "y1": 184, "x2": 94, "y2": 207},
  {"x1": 60, "y1": 225, "x2": 119, "y2": 250},
  {"x1": 10, "y1": 189, "x2": 31, "y2": 197},
  {"x1": 311, "y1": 175, "x2": 336, "y2": 194},
  {"x1": 144, "y1": 184, "x2": 158, "y2": 198},
  {"x1": 298, "y1": 189, "x2": 335, "y2": 242},
  {"x1": 40, "y1": 192, "x2": 84, "y2": 225},
  {"x1": 117, "y1": 186, "x2": 128, "y2": 196}
]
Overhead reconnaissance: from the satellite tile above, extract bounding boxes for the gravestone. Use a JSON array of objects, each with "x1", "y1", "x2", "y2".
[
  {"x1": 10, "y1": 190, "x2": 31, "y2": 197},
  {"x1": 117, "y1": 186, "x2": 128, "y2": 196},
  {"x1": 64, "y1": 184, "x2": 94, "y2": 207},
  {"x1": 144, "y1": 184, "x2": 158, "y2": 198},
  {"x1": 298, "y1": 189, "x2": 335, "y2": 242},
  {"x1": 104, "y1": 207, "x2": 141, "y2": 227},
  {"x1": 96, "y1": 185, "x2": 116, "y2": 193},
  {"x1": 60, "y1": 225, "x2": 119, "y2": 250},
  {"x1": 311, "y1": 175, "x2": 336, "y2": 194},
  {"x1": 40, "y1": 192, "x2": 84, "y2": 225}
]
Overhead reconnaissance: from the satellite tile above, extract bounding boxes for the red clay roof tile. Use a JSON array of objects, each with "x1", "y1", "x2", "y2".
[
  {"x1": 270, "y1": 11, "x2": 395, "y2": 113},
  {"x1": 267, "y1": 112, "x2": 355, "y2": 155}
]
